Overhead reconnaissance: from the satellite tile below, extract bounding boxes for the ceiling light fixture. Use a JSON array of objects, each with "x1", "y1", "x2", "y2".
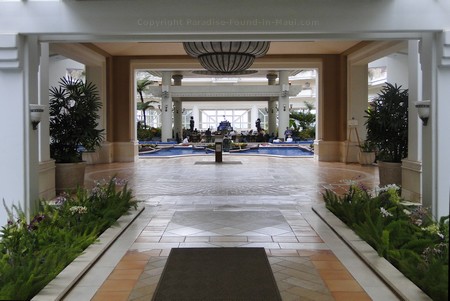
[{"x1": 183, "y1": 41, "x2": 270, "y2": 74}]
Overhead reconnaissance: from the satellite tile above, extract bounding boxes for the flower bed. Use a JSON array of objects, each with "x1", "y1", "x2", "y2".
[
  {"x1": 323, "y1": 183, "x2": 448, "y2": 301},
  {"x1": 0, "y1": 178, "x2": 138, "y2": 300}
]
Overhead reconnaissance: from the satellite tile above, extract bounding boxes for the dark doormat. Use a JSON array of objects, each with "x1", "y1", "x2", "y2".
[
  {"x1": 152, "y1": 247, "x2": 282, "y2": 301},
  {"x1": 194, "y1": 161, "x2": 242, "y2": 165}
]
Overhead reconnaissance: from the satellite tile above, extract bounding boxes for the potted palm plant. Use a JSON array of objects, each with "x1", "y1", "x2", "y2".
[
  {"x1": 358, "y1": 140, "x2": 376, "y2": 165},
  {"x1": 364, "y1": 82, "x2": 408, "y2": 186},
  {"x1": 49, "y1": 77, "x2": 104, "y2": 193}
]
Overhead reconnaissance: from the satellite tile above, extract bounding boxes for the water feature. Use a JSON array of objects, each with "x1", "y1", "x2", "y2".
[{"x1": 140, "y1": 145, "x2": 313, "y2": 157}]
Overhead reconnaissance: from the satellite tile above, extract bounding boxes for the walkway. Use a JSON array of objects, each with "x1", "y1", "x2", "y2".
[{"x1": 63, "y1": 155, "x2": 399, "y2": 301}]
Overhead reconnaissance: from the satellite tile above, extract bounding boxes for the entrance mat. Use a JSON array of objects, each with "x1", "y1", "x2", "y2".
[
  {"x1": 152, "y1": 247, "x2": 282, "y2": 301},
  {"x1": 194, "y1": 161, "x2": 242, "y2": 165}
]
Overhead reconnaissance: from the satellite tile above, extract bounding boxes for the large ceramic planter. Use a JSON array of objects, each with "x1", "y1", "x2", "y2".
[
  {"x1": 55, "y1": 162, "x2": 86, "y2": 194},
  {"x1": 358, "y1": 151, "x2": 375, "y2": 165},
  {"x1": 378, "y1": 161, "x2": 402, "y2": 187},
  {"x1": 82, "y1": 151, "x2": 99, "y2": 165}
]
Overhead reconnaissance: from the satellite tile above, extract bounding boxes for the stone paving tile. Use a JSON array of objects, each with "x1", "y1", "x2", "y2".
[{"x1": 68, "y1": 158, "x2": 398, "y2": 301}]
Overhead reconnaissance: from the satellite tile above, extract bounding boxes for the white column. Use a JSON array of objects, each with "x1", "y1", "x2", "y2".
[
  {"x1": 161, "y1": 71, "x2": 172, "y2": 142},
  {"x1": 419, "y1": 32, "x2": 450, "y2": 219},
  {"x1": 250, "y1": 105, "x2": 259, "y2": 132},
  {"x1": 38, "y1": 42, "x2": 56, "y2": 200},
  {"x1": 0, "y1": 35, "x2": 40, "y2": 226},
  {"x1": 268, "y1": 99, "x2": 277, "y2": 136},
  {"x1": 173, "y1": 100, "x2": 182, "y2": 141},
  {"x1": 435, "y1": 31, "x2": 450, "y2": 218},
  {"x1": 192, "y1": 105, "x2": 200, "y2": 131},
  {"x1": 278, "y1": 70, "x2": 290, "y2": 139},
  {"x1": 266, "y1": 73, "x2": 277, "y2": 136},
  {"x1": 39, "y1": 43, "x2": 50, "y2": 162},
  {"x1": 172, "y1": 74, "x2": 183, "y2": 141},
  {"x1": 401, "y1": 40, "x2": 422, "y2": 202},
  {"x1": 420, "y1": 33, "x2": 435, "y2": 214}
]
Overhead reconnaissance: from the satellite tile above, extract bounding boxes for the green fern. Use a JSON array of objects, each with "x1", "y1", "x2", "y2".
[
  {"x1": 322, "y1": 186, "x2": 448, "y2": 301},
  {"x1": 0, "y1": 178, "x2": 138, "y2": 300}
]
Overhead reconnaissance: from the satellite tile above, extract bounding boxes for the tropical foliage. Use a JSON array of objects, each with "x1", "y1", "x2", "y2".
[
  {"x1": 0, "y1": 178, "x2": 138, "y2": 300},
  {"x1": 289, "y1": 101, "x2": 316, "y2": 140},
  {"x1": 359, "y1": 139, "x2": 376, "y2": 152},
  {"x1": 323, "y1": 182, "x2": 448, "y2": 301},
  {"x1": 137, "y1": 127, "x2": 161, "y2": 141},
  {"x1": 364, "y1": 83, "x2": 408, "y2": 162},
  {"x1": 136, "y1": 77, "x2": 158, "y2": 129},
  {"x1": 49, "y1": 77, "x2": 104, "y2": 163}
]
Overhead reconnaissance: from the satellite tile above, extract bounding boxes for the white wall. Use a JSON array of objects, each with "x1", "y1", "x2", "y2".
[{"x1": 49, "y1": 58, "x2": 84, "y2": 88}]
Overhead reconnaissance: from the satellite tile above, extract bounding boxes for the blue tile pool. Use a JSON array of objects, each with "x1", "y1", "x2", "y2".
[{"x1": 140, "y1": 146, "x2": 313, "y2": 157}]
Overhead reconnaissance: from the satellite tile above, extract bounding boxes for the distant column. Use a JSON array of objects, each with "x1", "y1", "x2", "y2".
[
  {"x1": 172, "y1": 74, "x2": 183, "y2": 142},
  {"x1": 278, "y1": 71, "x2": 290, "y2": 139},
  {"x1": 161, "y1": 71, "x2": 172, "y2": 142},
  {"x1": 267, "y1": 73, "x2": 278, "y2": 136}
]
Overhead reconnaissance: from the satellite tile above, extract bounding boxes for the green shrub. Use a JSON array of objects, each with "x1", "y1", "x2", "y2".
[
  {"x1": 0, "y1": 178, "x2": 138, "y2": 300},
  {"x1": 137, "y1": 127, "x2": 161, "y2": 141},
  {"x1": 323, "y1": 183, "x2": 448, "y2": 301}
]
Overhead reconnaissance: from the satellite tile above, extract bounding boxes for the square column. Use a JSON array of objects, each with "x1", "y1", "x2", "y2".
[
  {"x1": 278, "y1": 71, "x2": 290, "y2": 138},
  {"x1": 0, "y1": 35, "x2": 41, "y2": 225},
  {"x1": 161, "y1": 71, "x2": 173, "y2": 142},
  {"x1": 420, "y1": 32, "x2": 450, "y2": 219},
  {"x1": 401, "y1": 40, "x2": 422, "y2": 203}
]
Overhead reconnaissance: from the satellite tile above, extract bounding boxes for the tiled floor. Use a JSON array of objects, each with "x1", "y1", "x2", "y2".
[{"x1": 63, "y1": 155, "x2": 399, "y2": 301}]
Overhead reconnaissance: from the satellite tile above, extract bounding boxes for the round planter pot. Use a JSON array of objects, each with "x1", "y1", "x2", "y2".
[
  {"x1": 55, "y1": 161, "x2": 87, "y2": 194},
  {"x1": 358, "y1": 151, "x2": 375, "y2": 165},
  {"x1": 378, "y1": 161, "x2": 402, "y2": 187}
]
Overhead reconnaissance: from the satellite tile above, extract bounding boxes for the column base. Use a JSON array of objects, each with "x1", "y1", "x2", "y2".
[
  {"x1": 113, "y1": 141, "x2": 139, "y2": 162},
  {"x1": 401, "y1": 159, "x2": 422, "y2": 203},
  {"x1": 316, "y1": 140, "x2": 342, "y2": 162},
  {"x1": 39, "y1": 159, "x2": 56, "y2": 200}
]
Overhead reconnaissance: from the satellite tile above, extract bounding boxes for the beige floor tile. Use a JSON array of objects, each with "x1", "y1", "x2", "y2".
[{"x1": 63, "y1": 158, "x2": 395, "y2": 301}]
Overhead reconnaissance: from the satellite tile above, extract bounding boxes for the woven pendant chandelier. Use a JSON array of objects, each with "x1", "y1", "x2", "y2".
[{"x1": 183, "y1": 41, "x2": 270, "y2": 74}]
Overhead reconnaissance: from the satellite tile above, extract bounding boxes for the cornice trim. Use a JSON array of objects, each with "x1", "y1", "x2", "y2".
[{"x1": 0, "y1": 34, "x2": 21, "y2": 69}]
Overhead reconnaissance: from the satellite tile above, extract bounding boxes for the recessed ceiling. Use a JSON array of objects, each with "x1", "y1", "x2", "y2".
[
  {"x1": 90, "y1": 40, "x2": 362, "y2": 79},
  {"x1": 92, "y1": 41, "x2": 361, "y2": 56}
]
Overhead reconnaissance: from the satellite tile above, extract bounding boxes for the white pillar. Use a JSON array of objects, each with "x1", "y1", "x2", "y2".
[
  {"x1": 172, "y1": 74, "x2": 183, "y2": 141},
  {"x1": 401, "y1": 40, "x2": 422, "y2": 202},
  {"x1": 161, "y1": 71, "x2": 172, "y2": 141},
  {"x1": 278, "y1": 70, "x2": 290, "y2": 139},
  {"x1": 39, "y1": 43, "x2": 50, "y2": 162},
  {"x1": 38, "y1": 42, "x2": 56, "y2": 200},
  {"x1": 192, "y1": 105, "x2": 200, "y2": 131},
  {"x1": 0, "y1": 35, "x2": 40, "y2": 226},
  {"x1": 267, "y1": 73, "x2": 277, "y2": 136},
  {"x1": 250, "y1": 105, "x2": 259, "y2": 132},
  {"x1": 268, "y1": 99, "x2": 277, "y2": 136},
  {"x1": 420, "y1": 32, "x2": 450, "y2": 219},
  {"x1": 435, "y1": 31, "x2": 450, "y2": 218}
]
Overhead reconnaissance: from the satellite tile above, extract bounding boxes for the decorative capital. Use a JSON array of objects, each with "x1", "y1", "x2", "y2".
[
  {"x1": 266, "y1": 73, "x2": 278, "y2": 85},
  {"x1": 172, "y1": 74, "x2": 183, "y2": 86}
]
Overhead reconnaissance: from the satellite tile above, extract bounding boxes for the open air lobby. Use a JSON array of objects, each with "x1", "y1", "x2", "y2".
[{"x1": 1, "y1": 1, "x2": 449, "y2": 300}]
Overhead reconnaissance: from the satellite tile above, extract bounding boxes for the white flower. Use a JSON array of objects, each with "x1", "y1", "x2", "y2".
[
  {"x1": 69, "y1": 206, "x2": 88, "y2": 215},
  {"x1": 378, "y1": 184, "x2": 400, "y2": 193},
  {"x1": 380, "y1": 207, "x2": 393, "y2": 217}
]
